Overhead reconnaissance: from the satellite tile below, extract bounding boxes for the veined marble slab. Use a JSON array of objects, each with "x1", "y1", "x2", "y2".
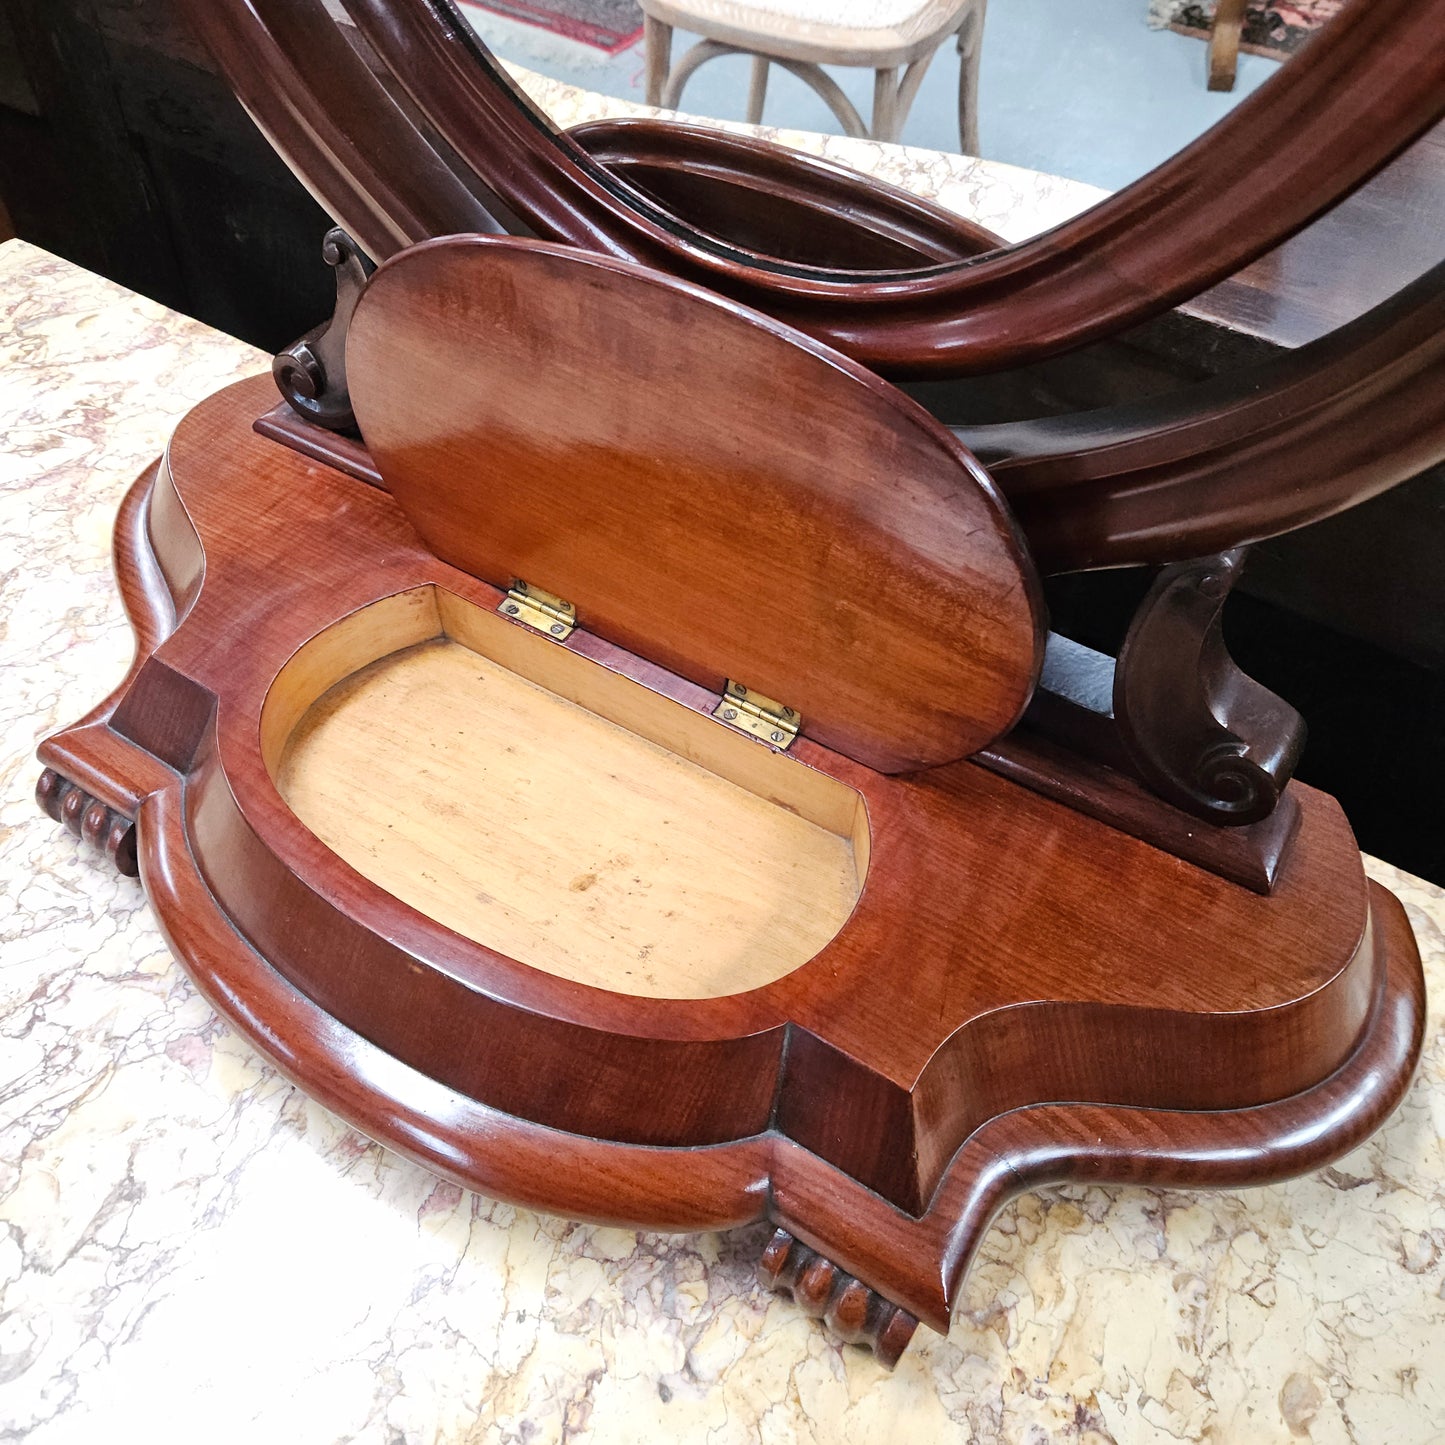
[{"x1": 1, "y1": 238, "x2": 1442, "y2": 1444}]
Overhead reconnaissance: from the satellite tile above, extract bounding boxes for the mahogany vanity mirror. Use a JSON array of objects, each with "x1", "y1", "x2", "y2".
[
  {"x1": 179, "y1": 0, "x2": 1445, "y2": 373},
  {"x1": 34, "y1": 0, "x2": 1442, "y2": 1372},
  {"x1": 177, "y1": 0, "x2": 1445, "y2": 576}
]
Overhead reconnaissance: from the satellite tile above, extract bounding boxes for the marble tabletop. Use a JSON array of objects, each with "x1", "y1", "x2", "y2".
[{"x1": 1, "y1": 236, "x2": 1442, "y2": 1444}]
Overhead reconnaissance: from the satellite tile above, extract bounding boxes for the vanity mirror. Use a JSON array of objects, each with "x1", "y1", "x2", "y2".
[{"x1": 32, "y1": 0, "x2": 1440, "y2": 1369}]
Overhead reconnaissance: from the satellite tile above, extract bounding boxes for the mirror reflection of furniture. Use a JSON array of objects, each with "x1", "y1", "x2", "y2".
[
  {"x1": 639, "y1": 0, "x2": 987, "y2": 148},
  {"x1": 175, "y1": 0, "x2": 1445, "y2": 375},
  {"x1": 1209, "y1": 0, "x2": 1247, "y2": 90}
]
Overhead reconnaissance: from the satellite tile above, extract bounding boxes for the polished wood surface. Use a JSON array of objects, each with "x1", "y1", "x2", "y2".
[
  {"x1": 26, "y1": 2, "x2": 1441, "y2": 1360},
  {"x1": 1193, "y1": 122, "x2": 1445, "y2": 348},
  {"x1": 960, "y1": 258, "x2": 1445, "y2": 569},
  {"x1": 34, "y1": 430, "x2": 1426, "y2": 1357},
  {"x1": 178, "y1": 0, "x2": 1445, "y2": 374},
  {"x1": 171, "y1": 0, "x2": 1445, "y2": 597},
  {"x1": 348, "y1": 236, "x2": 1044, "y2": 771},
  {"x1": 39, "y1": 375, "x2": 1423, "y2": 1264}
]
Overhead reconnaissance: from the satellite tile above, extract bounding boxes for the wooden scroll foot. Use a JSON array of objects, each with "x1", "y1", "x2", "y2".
[
  {"x1": 758, "y1": 1228, "x2": 920, "y2": 1367},
  {"x1": 36, "y1": 768, "x2": 138, "y2": 877}
]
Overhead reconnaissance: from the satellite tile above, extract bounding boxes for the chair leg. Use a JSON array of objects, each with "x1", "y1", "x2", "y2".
[
  {"x1": 661, "y1": 37, "x2": 735, "y2": 110},
  {"x1": 664, "y1": 45, "x2": 868, "y2": 137},
  {"x1": 1209, "y1": 0, "x2": 1245, "y2": 91},
  {"x1": 644, "y1": 15, "x2": 673, "y2": 107},
  {"x1": 771, "y1": 58, "x2": 869, "y2": 137},
  {"x1": 956, "y1": 0, "x2": 987, "y2": 154},
  {"x1": 872, "y1": 67, "x2": 899, "y2": 142},
  {"x1": 893, "y1": 51, "x2": 939, "y2": 143},
  {"x1": 746, "y1": 55, "x2": 770, "y2": 124}
]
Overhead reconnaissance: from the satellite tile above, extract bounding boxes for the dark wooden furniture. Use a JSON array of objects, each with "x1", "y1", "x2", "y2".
[
  {"x1": 0, "y1": 0, "x2": 338, "y2": 349},
  {"x1": 37, "y1": 235, "x2": 1427, "y2": 1366},
  {"x1": 179, "y1": 0, "x2": 1445, "y2": 373},
  {"x1": 21, "y1": 0, "x2": 1444, "y2": 1370},
  {"x1": 171, "y1": 1, "x2": 1445, "y2": 714},
  {"x1": 5, "y1": 6, "x2": 1445, "y2": 887}
]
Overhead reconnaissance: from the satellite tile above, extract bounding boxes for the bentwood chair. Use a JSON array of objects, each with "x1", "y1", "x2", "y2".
[{"x1": 639, "y1": 0, "x2": 987, "y2": 150}]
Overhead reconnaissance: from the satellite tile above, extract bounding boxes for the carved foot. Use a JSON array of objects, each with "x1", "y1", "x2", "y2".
[
  {"x1": 36, "y1": 769, "x2": 138, "y2": 877},
  {"x1": 757, "y1": 1228, "x2": 919, "y2": 1367}
]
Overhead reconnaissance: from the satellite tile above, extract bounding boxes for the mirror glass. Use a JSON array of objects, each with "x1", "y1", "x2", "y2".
[{"x1": 449, "y1": 0, "x2": 1308, "y2": 234}]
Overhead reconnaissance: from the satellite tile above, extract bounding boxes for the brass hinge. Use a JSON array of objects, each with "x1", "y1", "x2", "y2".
[
  {"x1": 713, "y1": 680, "x2": 799, "y2": 749},
  {"x1": 498, "y1": 580, "x2": 576, "y2": 640}
]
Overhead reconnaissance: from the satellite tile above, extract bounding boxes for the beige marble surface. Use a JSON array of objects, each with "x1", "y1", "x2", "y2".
[{"x1": 1, "y1": 237, "x2": 1442, "y2": 1443}]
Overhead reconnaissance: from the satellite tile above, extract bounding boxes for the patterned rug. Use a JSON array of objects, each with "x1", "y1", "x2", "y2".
[
  {"x1": 1147, "y1": 0, "x2": 1341, "y2": 59},
  {"x1": 460, "y1": 0, "x2": 643, "y2": 53}
]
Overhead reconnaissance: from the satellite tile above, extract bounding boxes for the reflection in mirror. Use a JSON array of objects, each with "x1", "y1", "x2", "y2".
[
  {"x1": 216, "y1": 0, "x2": 1442, "y2": 380},
  {"x1": 451, "y1": 0, "x2": 1300, "y2": 193}
]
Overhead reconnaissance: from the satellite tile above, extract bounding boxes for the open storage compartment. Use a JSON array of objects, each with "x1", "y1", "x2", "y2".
[{"x1": 260, "y1": 586, "x2": 869, "y2": 999}]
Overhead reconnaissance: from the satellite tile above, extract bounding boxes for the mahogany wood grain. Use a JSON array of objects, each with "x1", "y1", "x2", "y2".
[
  {"x1": 36, "y1": 387, "x2": 1426, "y2": 1355},
  {"x1": 39, "y1": 375, "x2": 1416, "y2": 1214},
  {"x1": 1190, "y1": 122, "x2": 1445, "y2": 349},
  {"x1": 167, "y1": 0, "x2": 509, "y2": 264},
  {"x1": 977, "y1": 728, "x2": 1301, "y2": 893},
  {"x1": 769, "y1": 879, "x2": 1423, "y2": 1334},
  {"x1": 183, "y1": 0, "x2": 1445, "y2": 583},
  {"x1": 35, "y1": 768, "x2": 138, "y2": 876},
  {"x1": 42, "y1": 591, "x2": 1427, "y2": 1350},
  {"x1": 254, "y1": 402, "x2": 380, "y2": 485},
  {"x1": 758, "y1": 1229, "x2": 918, "y2": 1366},
  {"x1": 347, "y1": 235, "x2": 1044, "y2": 771},
  {"x1": 178, "y1": 0, "x2": 1445, "y2": 373}
]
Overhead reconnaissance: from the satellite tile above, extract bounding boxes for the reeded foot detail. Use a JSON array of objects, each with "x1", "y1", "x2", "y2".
[
  {"x1": 757, "y1": 1227, "x2": 919, "y2": 1367},
  {"x1": 36, "y1": 769, "x2": 138, "y2": 877}
]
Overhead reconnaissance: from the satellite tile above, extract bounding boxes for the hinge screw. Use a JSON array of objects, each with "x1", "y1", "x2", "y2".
[{"x1": 723, "y1": 708, "x2": 738, "y2": 721}]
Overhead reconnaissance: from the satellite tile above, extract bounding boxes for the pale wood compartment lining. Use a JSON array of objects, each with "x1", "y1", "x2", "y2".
[{"x1": 262, "y1": 586, "x2": 868, "y2": 999}]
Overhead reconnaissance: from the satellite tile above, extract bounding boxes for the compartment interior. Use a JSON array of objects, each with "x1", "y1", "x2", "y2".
[{"x1": 261, "y1": 586, "x2": 868, "y2": 999}]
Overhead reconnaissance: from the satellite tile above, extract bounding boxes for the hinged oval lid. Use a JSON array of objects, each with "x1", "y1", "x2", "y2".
[{"x1": 347, "y1": 236, "x2": 1043, "y2": 773}]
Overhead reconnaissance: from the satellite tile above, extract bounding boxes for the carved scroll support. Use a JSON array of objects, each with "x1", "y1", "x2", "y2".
[
  {"x1": 273, "y1": 228, "x2": 376, "y2": 433},
  {"x1": 36, "y1": 769, "x2": 138, "y2": 877},
  {"x1": 1114, "y1": 548, "x2": 1306, "y2": 826},
  {"x1": 980, "y1": 548, "x2": 1305, "y2": 891},
  {"x1": 757, "y1": 1228, "x2": 919, "y2": 1367}
]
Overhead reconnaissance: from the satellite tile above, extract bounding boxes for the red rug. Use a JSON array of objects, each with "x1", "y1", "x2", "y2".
[
  {"x1": 460, "y1": 0, "x2": 643, "y2": 53},
  {"x1": 1153, "y1": 0, "x2": 1340, "y2": 58}
]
